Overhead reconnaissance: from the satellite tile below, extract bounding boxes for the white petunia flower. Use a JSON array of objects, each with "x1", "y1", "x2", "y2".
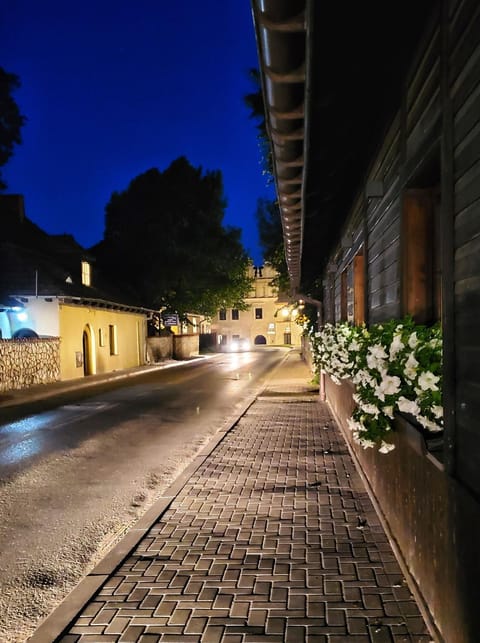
[
  {"x1": 353, "y1": 369, "x2": 375, "y2": 388},
  {"x1": 417, "y1": 416, "x2": 443, "y2": 432},
  {"x1": 432, "y1": 405, "x2": 443, "y2": 419},
  {"x1": 418, "y1": 371, "x2": 440, "y2": 391},
  {"x1": 408, "y1": 332, "x2": 419, "y2": 348},
  {"x1": 360, "y1": 402, "x2": 380, "y2": 417},
  {"x1": 369, "y1": 344, "x2": 388, "y2": 359},
  {"x1": 348, "y1": 418, "x2": 363, "y2": 434},
  {"x1": 367, "y1": 353, "x2": 386, "y2": 371},
  {"x1": 379, "y1": 441, "x2": 395, "y2": 454},
  {"x1": 359, "y1": 438, "x2": 376, "y2": 449},
  {"x1": 389, "y1": 334, "x2": 404, "y2": 359},
  {"x1": 377, "y1": 375, "x2": 401, "y2": 397},
  {"x1": 405, "y1": 353, "x2": 419, "y2": 369},
  {"x1": 383, "y1": 405, "x2": 394, "y2": 419},
  {"x1": 404, "y1": 353, "x2": 419, "y2": 381},
  {"x1": 349, "y1": 339, "x2": 361, "y2": 352},
  {"x1": 397, "y1": 396, "x2": 421, "y2": 416}
]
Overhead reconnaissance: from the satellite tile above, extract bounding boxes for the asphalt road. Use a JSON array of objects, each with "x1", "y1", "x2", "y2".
[{"x1": 0, "y1": 347, "x2": 287, "y2": 643}]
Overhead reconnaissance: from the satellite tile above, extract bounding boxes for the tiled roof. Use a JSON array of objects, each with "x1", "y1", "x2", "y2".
[{"x1": 0, "y1": 211, "x2": 148, "y2": 311}]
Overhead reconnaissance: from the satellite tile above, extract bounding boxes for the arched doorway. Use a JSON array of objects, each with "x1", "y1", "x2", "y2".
[
  {"x1": 254, "y1": 335, "x2": 267, "y2": 345},
  {"x1": 82, "y1": 324, "x2": 96, "y2": 375}
]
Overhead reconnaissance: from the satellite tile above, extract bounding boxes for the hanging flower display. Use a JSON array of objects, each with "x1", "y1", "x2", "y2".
[{"x1": 306, "y1": 317, "x2": 443, "y2": 453}]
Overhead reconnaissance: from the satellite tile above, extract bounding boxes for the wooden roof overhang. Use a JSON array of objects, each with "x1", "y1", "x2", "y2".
[
  {"x1": 251, "y1": 0, "x2": 309, "y2": 294},
  {"x1": 252, "y1": 1, "x2": 440, "y2": 297}
]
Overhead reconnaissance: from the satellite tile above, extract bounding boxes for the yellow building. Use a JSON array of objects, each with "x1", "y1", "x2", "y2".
[
  {"x1": 0, "y1": 199, "x2": 151, "y2": 383},
  {"x1": 211, "y1": 263, "x2": 302, "y2": 349},
  {"x1": 59, "y1": 301, "x2": 147, "y2": 380}
]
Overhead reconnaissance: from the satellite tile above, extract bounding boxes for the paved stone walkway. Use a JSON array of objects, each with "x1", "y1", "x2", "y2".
[{"x1": 48, "y1": 353, "x2": 431, "y2": 642}]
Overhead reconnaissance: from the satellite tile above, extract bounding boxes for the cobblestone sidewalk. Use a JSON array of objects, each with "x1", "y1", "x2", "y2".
[{"x1": 37, "y1": 355, "x2": 432, "y2": 642}]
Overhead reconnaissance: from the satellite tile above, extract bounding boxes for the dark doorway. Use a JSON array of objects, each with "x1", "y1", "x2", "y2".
[{"x1": 82, "y1": 330, "x2": 90, "y2": 376}]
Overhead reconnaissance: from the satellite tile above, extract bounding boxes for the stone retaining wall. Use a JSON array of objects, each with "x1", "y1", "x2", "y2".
[
  {"x1": 173, "y1": 334, "x2": 199, "y2": 359},
  {"x1": 0, "y1": 338, "x2": 61, "y2": 392},
  {"x1": 146, "y1": 336, "x2": 173, "y2": 362}
]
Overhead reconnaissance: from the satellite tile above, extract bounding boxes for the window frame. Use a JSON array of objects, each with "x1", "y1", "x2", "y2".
[
  {"x1": 81, "y1": 260, "x2": 91, "y2": 287},
  {"x1": 109, "y1": 324, "x2": 118, "y2": 355}
]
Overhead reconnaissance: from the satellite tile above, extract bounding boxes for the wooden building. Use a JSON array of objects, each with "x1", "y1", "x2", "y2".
[{"x1": 253, "y1": 1, "x2": 480, "y2": 641}]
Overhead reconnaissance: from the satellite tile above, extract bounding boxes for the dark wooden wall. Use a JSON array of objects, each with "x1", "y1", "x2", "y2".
[
  {"x1": 320, "y1": 1, "x2": 480, "y2": 640},
  {"x1": 450, "y1": 0, "x2": 480, "y2": 498}
]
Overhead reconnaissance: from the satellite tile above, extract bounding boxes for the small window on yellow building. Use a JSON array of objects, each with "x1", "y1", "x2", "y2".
[
  {"x1": 109, "y1": 324, "x2": 118, "y2": 355},
  {"x1": 99, "y1": 328, "x2": 105, "y2": 347},
  {"x1": 81, "y1": 261, "x2": 91, "y2": 286}
]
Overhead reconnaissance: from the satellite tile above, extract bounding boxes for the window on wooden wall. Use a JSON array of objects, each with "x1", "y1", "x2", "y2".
[
  {"x1": 402, "y1": 188, "x2": 441, "y2": 324},
  {"x1": 340, "y1": 258, "x2": 364, "y2": 324},
  {"x1": 353, "y1": 252, "x2": 366, "y2": 324},
  {"x1": 340, "y1": 270, "x2": 348, "y2": 321},
  {"x1": 324, "y1": 277, "x2": 335, "y2": 324}
]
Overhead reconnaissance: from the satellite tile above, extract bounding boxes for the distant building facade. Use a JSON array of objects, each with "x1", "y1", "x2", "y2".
[{"x1": 211, "y1": 262, "x2": 302, "y2": 349}]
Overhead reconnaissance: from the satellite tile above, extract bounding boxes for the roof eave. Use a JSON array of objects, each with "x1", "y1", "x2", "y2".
[{"x1": 251, "y1": 0, "x2": 309, "y2": 295}]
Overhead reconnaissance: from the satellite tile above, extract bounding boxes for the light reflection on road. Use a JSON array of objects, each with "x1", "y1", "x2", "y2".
[
  {"x1": 0, "y1": 404, "x2": 113, "y2": 470},
  {"x1": 0, "y1": 436, "x2": 44, "y2": 466},
  {"x1": 217, "y1": 351, "x2": 256, "y2": 373},
  {"x1": 0, "y1": 349, "x2": 282, "y2": 473},
  {"x1": 0, "y1": 412, "x2": 57, "y2": 436}
]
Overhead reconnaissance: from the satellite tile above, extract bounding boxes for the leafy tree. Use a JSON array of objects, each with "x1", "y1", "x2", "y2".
[
  {"x1": 96, "y1": 156, "x2": 252, "y2": 316},
  {"x1": 0, "y1": 67, "x2": 26, "y2": 190},
  {"x1": 244, "y1": 68, "x2": 273, "y2": 180}
]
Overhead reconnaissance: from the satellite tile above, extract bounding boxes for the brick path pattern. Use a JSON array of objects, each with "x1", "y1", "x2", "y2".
[{"x1": 58, "y1": 367, "x2": 430, "y2": 642}]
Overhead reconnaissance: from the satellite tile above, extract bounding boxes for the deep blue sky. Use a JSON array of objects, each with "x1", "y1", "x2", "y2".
[{"x1": 1, "y1": 1, "x2": 274, "y2": 265}]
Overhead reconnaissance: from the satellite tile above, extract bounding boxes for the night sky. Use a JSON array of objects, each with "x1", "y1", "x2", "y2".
[{"x1": 1, "y1": 0, "x2": 273, "y2": 265}]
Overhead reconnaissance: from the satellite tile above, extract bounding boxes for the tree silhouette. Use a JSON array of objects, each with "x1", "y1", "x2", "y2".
[
  {"x1": 244, "y1": 68, "x2": 273, "y2": 180},
  {"x1": 96, "y1": 157, "x2": 252, "y2": 316},
  {"x1": 255, "y1": 198, "x2": 289, "y2": 292},
  {"x1": 0, "y1": 67, "x2": 26, "y2": 190}
]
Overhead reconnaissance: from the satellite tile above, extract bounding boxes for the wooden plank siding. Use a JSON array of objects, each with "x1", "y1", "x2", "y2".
[
  {"x1": 367, "y1": 191, "x2": 402, "y2": 323},
  {"x1": 450, "y1": 0, "x2": 480, "y2": 495}
]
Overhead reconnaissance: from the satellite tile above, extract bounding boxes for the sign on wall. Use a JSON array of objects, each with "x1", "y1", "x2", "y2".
[{"x1": 162, "y1": 313, "x2": 179, "y2": 327}]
